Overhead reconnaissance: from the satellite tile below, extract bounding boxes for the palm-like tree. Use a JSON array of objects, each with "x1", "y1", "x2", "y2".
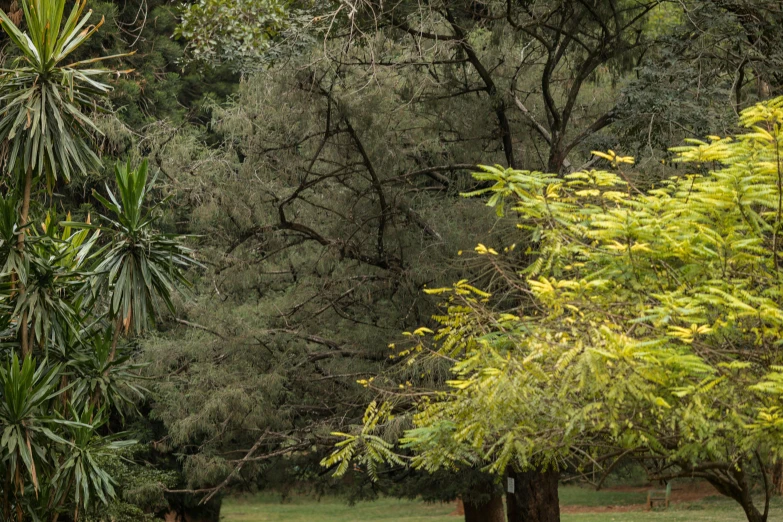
[
  {"x1": 0, "y1": 0, "x2": 120, "y2": 189},
  {"x1": 0, "y1": 1, "x2": 197, "y2": 519},
  {"x1": 0, "y1": 0, "x2": 125, "y2": 356},
  {"x1": 91, "y1": 160, "x2": 197, "y2": 353}
]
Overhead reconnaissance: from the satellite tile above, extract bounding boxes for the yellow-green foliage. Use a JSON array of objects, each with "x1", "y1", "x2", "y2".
[{"x1": 324, "y1": 97, "x2": 783, "y2": 481}]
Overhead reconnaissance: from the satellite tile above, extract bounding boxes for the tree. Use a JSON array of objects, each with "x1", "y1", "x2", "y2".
[
  {"x1": 177, "y1": 0, "x2": 663, "y2": 174},
  {"x1": 149, "y1": 0, "x2": 783, "y2": 517},
  {"x1": 138, "y1": 41, "x2": 529, "y2": 518},
  {"x1": 151, "y1": 0, "x2": 673, "y2": 516},
  {"x1": 176, "y1": 0, "x2": 291, "y2": 67},
  {"x1": 383, "y1": 468, "x2": 505, "y2": 522},
  {"x1": 614, "y1": 0, "x2": 783, "y2": 177},
  {"x1": 0, "y1": 0, "x2": 196, "y2": 519},
  {"x1": 325, "y1": 97, "x2": 783, "y2": 522}
]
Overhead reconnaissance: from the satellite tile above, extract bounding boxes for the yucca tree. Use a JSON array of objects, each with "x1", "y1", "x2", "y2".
[
  {"x1": 0, "y1": 162, "x2": 194, "y2": 521},
  {"x1": 0, "y1": 173, "x2": 194, "y2": 521},
  {"x1": 0, "y1": 0, "x2": 121, "y2": 190},
  {"x1": 0, "y1": 0, "x2": 125, "y2": 357},
  {"x1": 0, "y1": 0, "x2": 197, "y2": 520},
  {"x1": 90, "y1": 159, "x2": 196, "y2": 356}
]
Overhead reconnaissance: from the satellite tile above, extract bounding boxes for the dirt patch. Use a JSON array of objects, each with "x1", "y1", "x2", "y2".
[
  {"x1": 561, "y1": 504, "x2": 645, "y2": 514},
  {"x1": 604, "y1": 481, "x2": 720, "y2": 503},
  {"x1": 561, "y1": 482, "x2": 722, "y2": 514}
]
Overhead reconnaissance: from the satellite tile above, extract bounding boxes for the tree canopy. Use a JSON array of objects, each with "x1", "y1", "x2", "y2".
[
  {"x1": 325, "y1": 97, "x2": 783, "y2": 522},
  {"x1": 0, "y1": 0, "x2": 780, "y2": 520}
]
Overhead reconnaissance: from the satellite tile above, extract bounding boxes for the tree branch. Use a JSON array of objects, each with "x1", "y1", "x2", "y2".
[
  {"x1": 444, "y1": 9, "x2": 516, "y2": 167},
  {"x1": 513, "y1": 94, "x2": 552, "y2": 144}
]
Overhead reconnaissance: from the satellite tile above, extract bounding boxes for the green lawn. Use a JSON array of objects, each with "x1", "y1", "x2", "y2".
[
  {"x1": 221, "y1": 488, "x2": 781, "y2": 522},
  {"x1": 222, "y1": 495, "x2": 454, "y2": 522}
]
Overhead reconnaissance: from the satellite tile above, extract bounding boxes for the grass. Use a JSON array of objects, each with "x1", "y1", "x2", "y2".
[
  {"x1": 221, "y1": 495, "x2": 455, "y2": 522},
  {"x1": 221, "y1": 488, "x2": 782, "y2": 522}
]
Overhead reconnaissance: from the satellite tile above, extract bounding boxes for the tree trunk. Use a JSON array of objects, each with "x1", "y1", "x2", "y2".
[
  {"x1": 17, "y1": 165, "x2": 31, "y2": 249},
  {"x1": 19, "y1": 311, "x2": 29, "y2": 358},
  {"x1": 772, "y1": 459, "x2": 783, "y2": 496},
  {"x1": 506, "y1": 468, "x2": 560, "y2": 522},
  {"x1": 738, "y1": 503, "x2": 765, "y2": 522},
  {"x1": 164, "y1": 494, "x2": 222, "y2": 522},
  {"x1": 547, "y1": 148, "x2": 566, "y2": 175},
  {"x1": 17, "y1": 165, "x2": 32, "y2": 357},
  {"x1": 706, "y1": 461, "x2": 767, "y2": 522},
  {"x1": 107, "y1": 315, "x2": 124, "y2": 364},
  {"x1": 733, "y1": 462, "x2": 767, "y2": 522},
  {"x1": 758, "y1": 78, "x2": 771, "y2": 99},
  {"x1": 464, "y1": 494, "x2": 505, "y2": 522}
]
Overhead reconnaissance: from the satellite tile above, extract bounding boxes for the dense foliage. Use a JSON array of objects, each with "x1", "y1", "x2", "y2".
[
  {"x1": 0, "y1": 0, "x2": 195, "y2": 519},
  {"x1": 133, "y1": 0, "x2": 783, "y2": 520},
  {"x1": 326, "y1": 98, "x2": 783, "y2": 522},
  {"x1": 0, "y1": 0, "x2": 779, "y2": 520}
]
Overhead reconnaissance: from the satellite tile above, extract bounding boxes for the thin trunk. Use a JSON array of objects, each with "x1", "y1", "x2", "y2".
[
  {"x1": 464, "y1": 494, "x2": 505, "y2": 522},
  {"x1": 547, "y1": 132, "x2": 568, "y2": 174},
  {"x1": 3, "y1": 466, "x2": 10, "y2": 521},
  {"x1": 506, "y1": 468, "x2": 560, "y2": 522},
  {"x1": 50, "y1": 473, "x2": 74, "y2": 522},
  {"x1": 107, "y1": 315, "x2": 123, "y2": 365},
  {"x1": 706, "y1": 461, "x2": 767, "y2": 522},
  {"x1": 60, "y1": 374, "x2": 69, "y2": 410},
  {"x1": 17, "y1": 165, "x2": 32, "y2": 357},
  {"x1": 547, "y1": 149, "x2": 565, "y2": 174},
  {"x1": 733, "y1": 461, "x2": 766, "y2": 522},
  {"x1": 17, "y1": 165, "x2": 31, "y2": 249},
  {"x1": 772, "y1": 459, "x2": 783, "y2": 496},
  {"x1": 19, "y1": 312, "x2": 29, "y2": 358},
  {"x1": 165, "y1": 495, "x2": 222, "y2": 522},
  {"x1": 758, "y1": 78, "x2": 771, "y2": 99},
  {"x1": 14, "y1": 462, "x2": 22, "y2": 522},
  {"x1": 739, "y1": 503, "x2": 765, "y2": 522},
  {"x1": 735, "y1": 60, "x2": 746, "y2": 111}
]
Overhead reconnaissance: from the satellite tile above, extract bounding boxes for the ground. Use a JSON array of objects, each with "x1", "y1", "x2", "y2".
[{"x1": 221, "y1": 483, "x2": 782, "y2": 521}]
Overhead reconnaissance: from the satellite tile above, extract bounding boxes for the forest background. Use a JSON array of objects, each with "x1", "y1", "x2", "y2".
[{"x1": 0, "y1": 0, "x2": 780, "y2": 521}]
